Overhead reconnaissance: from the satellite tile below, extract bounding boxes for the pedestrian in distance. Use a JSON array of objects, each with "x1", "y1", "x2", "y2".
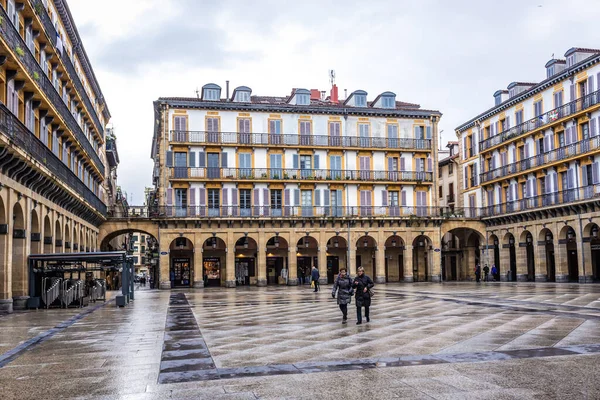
[
  {"x1": 311, "y1": 266, "x2": 320, "y2": 292},
  {"x1": 491, "y1": 264, "x2": 498, "y2": 281},
  {"x1": 483, "y1": 264, "x2": 490, "y2": 282},
  {"x1": 331, "y1": 268, "x2": 354, "y2": 323},
  {"x1": 475, "y1": 264, "x2": 481, "y2": 283},
  {"x1": 352, "y1": 266, "x2": 374, "y2": 325}
]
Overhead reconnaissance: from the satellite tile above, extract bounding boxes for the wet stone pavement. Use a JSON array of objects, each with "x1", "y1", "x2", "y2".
[{"x1": 0, "y1": 283, "x2": 600, "y2": 399}]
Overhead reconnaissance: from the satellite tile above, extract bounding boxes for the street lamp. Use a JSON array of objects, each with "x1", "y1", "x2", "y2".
[
  {"x1": 243, "y1": 232, "x2": 249, "y2": 249},
  {"x1": 509, "y1": 237, "x2": 514, "y2": 246},
  {"x1": 546, "y1": 232, "x2": 552, "y2": 243},
  {"x1": 592, "y1": 226, "x2": 599, "y2": 239},
  {"x1": 275, "y1": 232, "x2": 280, "y2": 248},
  {"x1": 212, "y1": 232, "x2": 217, "y2": 249},
  {"x1": 363, "y1": 239, "x2": 368, "y2": 248}
]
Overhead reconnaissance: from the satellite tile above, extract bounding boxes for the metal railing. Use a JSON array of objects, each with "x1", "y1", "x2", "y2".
[
  {"x1": 109, "y1": 205, "x2": 483, "y2": 219},
  {"x1": 41, "y1": 277, "x2": 62, "y2": 308},
  {"x1": 169, "y1": 130, "x2": 432, "y2": 150},
  {"x1": 170, "y1": 167, "x2": 433, "y2": 182},
  {"x1": 31, "y1": 0, "x2": 105, "y2": 138},
  {"x1": 480, "y1": 88, "x2": 600, "y2": 152},
  {"x1": 60, "y1": 279, "x2": 84, "y2": 308},
  {"x1": 480, "y1": 136, "x2": 600, "y2": 183},
  {"x1": 89, "y1": 279, "x2": 107, "y2": 302},
  {"x1": 0, "y1": 102, "x2": 107, "y2": 214},
  {"x1": 481, "y1": 183, "x2": 600, "y2": 217},
  {"x1": 447, "y1": 194, "x2": 455, "y2": 203},
  {"x1": 0, "y1": 6, "x2": 104, "y2": 174}
]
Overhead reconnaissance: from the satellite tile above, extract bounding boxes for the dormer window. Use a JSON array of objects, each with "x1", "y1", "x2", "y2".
[
  {"x1": 237, "y1": 91, "x2": 250, "y2": 102},
  {"x1": 232, "y1": 86, "x2": 252, "y2": 103},
  {"x1": 201, "y1": 83, "x2": 221, "y2": 101},
  {"x1": 381, "y1": 96, "x2": 395, "y2": 108},
  {"x1": 297, "y1": 93, "x2": 309, "y2": 105},
  {"x1": 567, "y1": 55, "x2": 575, "y2": 67},
  {"x1": 355, "y1": 94, "x2": 367, "y2": 107}
]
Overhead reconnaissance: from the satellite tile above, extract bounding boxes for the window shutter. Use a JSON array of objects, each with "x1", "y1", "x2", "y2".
[
  {"x1": 263, "y1": 188, "x2": 268, "y2": 206},
  {"x1": 545, "y1": 176, "x2": 550, "y2": 194},
  {"x1": 253, "y1": 189, "x2": 260, "y2": 215},
  {"x1": 167, "y1": 188, "x2": 173, "y2": 205},
  {"x1": 573, "y1": 125, "x2": 579, "y2": 143},
  {"x1": 314, "y1": 155, "x2": 319, "y2": 169},
  {"x1": 231, "y1": 188, "x2": 238, "y2": 206},
  {"x1": 222, "y1": 188, "x2": 228, "y2": 205},
  {"x1": 293, "y1": 154, "x2": 299, "y2": 169},
  {"x1": 315, "y1": 189, "x2": 321, "y2": 206},
  {"x1": 381, "y1": 190, "x2": 388, "y2": 206},
  {"x1": 589, "y1": 75, "x2": 595, "y2": 94},
  {"x1": 324, "y1": 189, "x2": 330, "y2": 206},
  {"x1": 426, "y1": 126, "x2": 431, "y2": 139},
  {"x1": 166, "y1": 151, "x2": 173, "y2": 167},
  {"x1": 473, "y1": 163, "x2": 478, "y2": 186},
  {"x1": 463, "y1": 137, "x2": 467, "y2": 159},
  {"x1": 593, "y1": 162, "x2": 599, "y2": 184},
  {"x1": 221, "y1": 152, "x2": 228, "y2": 168},
  {"x1": 198, "y1": 152, "x2": 206, "y2": 168},
  {"x1": 269, "y1": 120, "x2": 275, "y2": 134},
  {"x1": 591, "y1": 118, "x2": 597, "y2": 137},
  {"x1": 568, "y1": 168, "x2": 574, "y2": 189},
  {"x1": 189, "y1": 152, "x2": 196, "y2": 167},
  {"x1": 582, "y1": 165, "x2": 588, "y2": 186},
  {"x1": 284, "y1": 188, "x2": 290, "y2": 205},
  {"x1": 506, "y1": 116, "x2": 510, "y2": 129},
  {"x1": 524, "y1": 143, "x2": 529, "y2": 159},
  {"x1": 427, "y1": 157, "x2": 432, "y2": 172},
  {"x1": 197, "y1": 188, "x2": 205, "y2": 206},
  {"x1": 401, "y1": 190, "x2": 407, "y2": 206},
  {"x1": 400, "y1": 157, "x2": 405, "y2": 171},
  {"x1": 387, "y1": 157, "x2": 393, "y2": 171},
  {"x1": 532, "y1": 177, "x2": 538, "y2": 196},
  {"x1": 570, "y1": 84, "x2": 575, "y2": 101},
  {"x1": 294, "y1": 189, "x2": 300, "y2": 206},
  {"x1": 464, "y1": 166, "x2": 468, "y2": 189}
]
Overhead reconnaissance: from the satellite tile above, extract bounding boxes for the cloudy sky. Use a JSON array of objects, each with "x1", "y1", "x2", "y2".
[{"x1": 68, "y1": 0, "x2": 600, "y2": 204}]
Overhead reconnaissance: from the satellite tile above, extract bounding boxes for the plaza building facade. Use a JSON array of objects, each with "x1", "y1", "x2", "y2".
[
  {"x1": 150, "y1": 82, "x2": 451, "y2": 289},
  {"x1": 456, "y1": 47, "x2": 600, "y2": 283},
  {"x1": 0, "y1": 0, "x2": 111, "y2": 312}
]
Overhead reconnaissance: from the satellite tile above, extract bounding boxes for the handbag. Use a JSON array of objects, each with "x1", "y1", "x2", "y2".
[
  {"x1": 368, "y1": 288, "x2": 374, "y2": 297},
  {"x1": 310, "y1": 281, "x2": 315, "y2": 288}
]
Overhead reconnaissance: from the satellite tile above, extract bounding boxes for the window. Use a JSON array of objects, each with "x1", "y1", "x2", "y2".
[
  {"x1": 355, "y1": 95, "x2": 367, "y2": 107},
  {"x1": 330, "y1": 155, "x2": 342, "y2": 179},
  {"x1": 269, "y1": 119, "x2": 282, "y2": 144},
  {"x1": 546, "y1": 66, "x2": 554, "y2": 79},
  {"x1": 554, "y1": 91, "x2": 563, "y2": 108},
  {"x1": 448, "y1": 162, "x2": 453, "y2": 175},
  {"x1": 239, "y1": 189, "x2": 251, "y2": 216},
  {"x1": 439, "y1": 186, "x2": 443, "y2": 199},
  {"x1": 300, "y1": 155, "x2": 312, "y2": 178},
  {"x1": 297, "y1": 94, "x2": 309, "y2": 105},
  {"x1": 206, "y1": 117, "x2": 219, "y2": 143},
  {"x1": 208, "y1": 189, "x2": 220, "y2": 216},
  {"x1": 239, "y1": 153, "x2": 251, "y2": 178},
  {"x1": 301, "y1": 190, "x2": 313, "y2": 216},
  {"x1": 359, "y1": 123, "x2": 369, "y2": 147},
  {"x1": 515, "y1": 110, "x2": 523, "y2": 126},
  {"x1": 300, "y1": 120, "x2": 312, "y2": 145},
  {"x1": 271, "y1": 189, "x2": 282, "y2": 216},
  {"x1": 236, "y1": 91, "x2": 250, "y2": 102},
  {"x1": 414, "y1": 126, "x2": 424, "y2": 140},
  {"x1": 175, "y1": 189, "x2": 187, "y2": 217},
  {"x1": 203, "y1": 89, "x2": 219, "y2": 100},
  {"x1": 270, "y1": 153, "x2": 282, "y2": 179},
  {"x1": 381, "y1": 96, "x2": 395, "y2": 108},
  {"x1": 387, "y1": 124, "x2": 398, "y2": 148}
]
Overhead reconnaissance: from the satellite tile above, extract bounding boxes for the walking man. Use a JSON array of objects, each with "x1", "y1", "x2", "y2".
[
  {"x1": 491, "y1": 264, "x2": 498, "y2": 281},
  {"x1": 483, "y1": 264, "x2": 490, "y2": 282},
  {"x1": 475, "y1": 264, "x2": 481, "y2": 283},
  {"x1": 311, "y1": 266, "x2": 320, "y2": 292}
]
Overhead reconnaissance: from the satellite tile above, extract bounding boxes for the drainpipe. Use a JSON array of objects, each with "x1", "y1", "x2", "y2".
[
  {"x1": 343, "y1": 109, "x2": 351, "y2": 274},
  {"x1": 578, "y1": 213, "x2": 586, "y2": 282}
]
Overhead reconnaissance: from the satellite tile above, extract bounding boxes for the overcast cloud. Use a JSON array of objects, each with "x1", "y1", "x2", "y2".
[{"x1": 68, "y1": 0, "x2": 600, "y2": 204}]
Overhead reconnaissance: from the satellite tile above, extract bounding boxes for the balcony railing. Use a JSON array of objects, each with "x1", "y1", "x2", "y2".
[
  {"x1": 481, "y1": 183, "x2": 600, "y2": 217},
  {"x1": 480, "y1": 135, "x2": 600, "y2": 183},
  {"x1": 0, "y1": 6, "x2": 104, "y2": 175},
  {"x1": 31, "y1": 0, "x2": 105, "y2": 139},
  {"x1": 169, "y1": 131, "x2": 432, "y2": 150},
  {"x1": 109, "y1": 205, "x2": 483, "y2": 219},
  {"x1": 169, "y1": 167, "x2": 433, "y2": 182},
  {"x1": 479, "y1": 88, "x2": 600, "y2": 152},
  {"x1": 447, "y1": 194, "x2": 455, "y2": 203},
  {"x1": 0, "y1": 102, "x2": 106, "y2": 214}
]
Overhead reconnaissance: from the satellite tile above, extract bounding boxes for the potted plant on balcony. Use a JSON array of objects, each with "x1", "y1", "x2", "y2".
[
  {"x1": 261, "y1": 173, "x2": 267, "y2": 178},
  {"x1": 273, "y1": 174, "x2": 280, "y2": 179},
  {"x1": 15, "y1": 46, "x2": 25, "y2": 57},
  {"x1": 284, "y1": 173, "x2": 289, "y2": 179},
  {"x1": 292, "y1": 174, "x2": 297, "y2": 179}
]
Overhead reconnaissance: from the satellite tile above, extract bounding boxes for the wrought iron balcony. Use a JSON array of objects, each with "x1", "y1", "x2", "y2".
[
  {"x1": 480, "y1": 135, "x2": 600, "y2": 183},
  {"x1": 480, "y1": 183, "x2": 600, "y2": 217},
  {"x1": 169, "y1": 167, "x2": 433, "y2": 182},
  {"x1": 479, "y1": 88, "x2": 600, "y2": 152},
  {"x1": 0, "y1": 6, "x2": 104, "y2": 175},
  {"x1": 0, "y1": 102, "x2": 106, "y2": 214},
  {"x1": 31, "y1": 0, "x2": 105, "y2": 138},
  {"x1": 108, "y1": 205, "x2": 483, "y2": 220},
  {"x1": 446, "y1": 194, "x2": 455, "y2": 203},
  {"x1": 169, "y1": 131, "x2": 432, "y2": 150},
  {"x1": 105, "y1": 138, "x2": 119, "y2": 167}
]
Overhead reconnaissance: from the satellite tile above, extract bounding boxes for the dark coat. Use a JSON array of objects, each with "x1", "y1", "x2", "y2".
[
  {"x1": 352, "y1": 274, "x2": 374, "y2": 308},
  {"x1": 311, "y1": 268, "x2": 320, "y2": 281},
  {"x1": 332, "y1": 275, "x2": 353, "y2": 305}
]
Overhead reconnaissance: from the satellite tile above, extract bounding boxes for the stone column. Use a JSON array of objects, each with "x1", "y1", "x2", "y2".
[
  {"x1": 159, "y1": 235, "x2": 171, "y2": 289},
  {"x1": 464, "y1": 246, "x2": 476, "y2": 280},
  {"x1": 430, "y1": 244, "x2": 441, "y2": 282},
  {"x1": 225, "y1": 231, "x2": 236, "y2": 288},
  {"x1": 257, "y1": 231, "x2": 267, "y2": 286},
  {"x1": 403, "y1": 245, "x2": 414, "y2": 282},
  {"x1": 348, "y1": 247, "x2": 357, "y2": 276},
  {"x1": 193, "y1": 236, "x2": 203, "y2": 288},
  {"x1": 581, "y1": 240, "x2": 593, "y2": 283},
  {"x1": 287, "y1": 244, "x2": 298, "y2": 286},
  {"x1": 0, "y1": 212, "x2": 12, "y2": 312},
  {"x1": 515, "y1": 242, "x2": 528, "y2": 282},
  {"x1": 535, "y1": 242, "x2": 548, "y2": 282},
  {"x1": 555, "y1": 241, "x2": 569, "y2": 283},
  {"x1": 499, "y1": 245, "x2": 511, "y2": 281},
  {"x1": 375, "y1": 231, "x2": 386, "y2": 283}
]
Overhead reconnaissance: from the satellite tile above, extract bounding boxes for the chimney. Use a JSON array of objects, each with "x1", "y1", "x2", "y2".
[
  {"x1": 344, "y1": 88, "x2": 347, "y2": 100},
  {"x1": 320, "y1": 91, "x2": 326, "y2": 100},
  {"x1": 226, "y1": 80, "x2": 230, "y2": 101},
  {"x1": 330, "y1": 84, "x2": 339, "y2": 104},
  {"x1": 310, "y1": 89, "x2": 320, "y2": 100}
]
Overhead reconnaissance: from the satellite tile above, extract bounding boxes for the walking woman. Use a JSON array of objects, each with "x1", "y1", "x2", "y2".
[
  {"x1": 352, "y1": 266, "x2": 374, "y2": 325},
  {"x1": 331, "y1": 268, "x2": 353, "y2": 323}
]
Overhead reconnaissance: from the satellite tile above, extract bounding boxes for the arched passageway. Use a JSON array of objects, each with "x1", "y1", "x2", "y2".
[
  {"x1": 384, "y1": 235, "x2": 404, "y2": 282},
  {"x1": 234, "y1": 235, "x2": 257, "y2": 286},
  {"x1": 559, "y1": 226, "x2": 579, "y2": 283},
  {"x1": 356, "y1": 235, "x2": 377, "y2": 279},
  {"x1": 441, "y1": 228, "x2": 484, "y2": 281},
  {"x1": 297, "y1": 235, "x2": 318, "y2": 285},
  {"x1": 43, "y1": 216, "x2": 53, "y2": 254},
  {"x1": 519, "y1": 230, "x2": 535, "y2": 281},
  {"x1": 11, "y1": 203, "x2": 27, "y2": 309},
  {"x1": 588, "y1": 224, "x2": 600, "y2": 282},
  {"x1": 412, "y1": 235, "x2": 432, "y2": 282},
  {"x1": 30, "y1": 210, "x2": 41, "y2": 255},
  {"x1": 266, "y1": 235, "x2": 289, "y2": 285},
  {"x1": 169, "y1": 237, "x2": 194, "y2": 288},
  {"x1": 539, "y1": 228, "x2": 555, "y2": 282},
  {"x1": 202, "y1": 235, "x2": 227, "y2": 287},
  {"x1": 325, "y1": 234, "x2": 348, "y2": 284},
  {"x1": 503, "y1": 232, "x2": 517, "y2": 282}
]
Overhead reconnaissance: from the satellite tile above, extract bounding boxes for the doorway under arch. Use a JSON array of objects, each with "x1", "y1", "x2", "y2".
[
  {"x1": 169, "y1": 237, "x2": 194, "y2": 288},
  {"x1": 266, "y1": 235, "x2": 289, "y2": 285},
  {"x1": 384, "y1": 234, "x2": 404, "y2": 282}
]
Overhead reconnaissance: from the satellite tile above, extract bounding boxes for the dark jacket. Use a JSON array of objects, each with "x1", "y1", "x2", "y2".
[
  {"x1": 352, "y1": 274, "x2": 374, "y2": 308},
  {"x1": 332, "y1": 275, "x2": 353, "y2": 305},
  {"x1": 311, "y1": 268, "x2": 320, "y2": 281}
]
